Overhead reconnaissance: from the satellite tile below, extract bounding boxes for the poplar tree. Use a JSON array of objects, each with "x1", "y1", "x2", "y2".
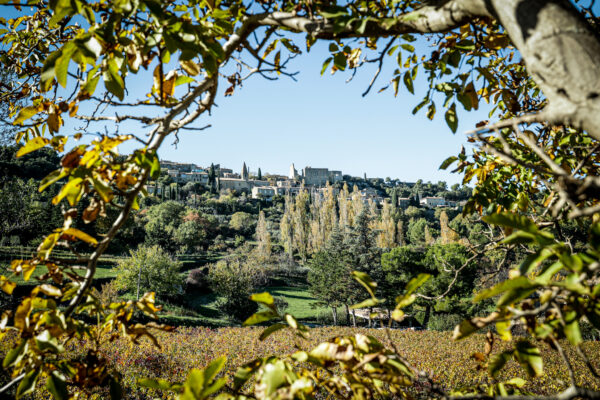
[
  {"x1": 279, "y1": 194, "x2": 295, "y2": 260},
  {"x1": 292, "y1": 189, "x2": 310, "y2": 261},
  {"x1": 440, "y1": 210, "x2": 459, "y2": 244},
  {"x1": 377, "y1": 200, "x2": 396, "y2": 249},
  {"x1": 337, "y1": 182, "x2": 350, "y2": 229},
  {"x1": 255, "y1": 210, "x2": 271, "y2": 260}
]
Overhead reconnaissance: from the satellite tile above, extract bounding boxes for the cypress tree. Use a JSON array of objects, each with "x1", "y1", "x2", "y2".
[{"x1": 257, "y1": 167, "x2": 262, "y2": 180}]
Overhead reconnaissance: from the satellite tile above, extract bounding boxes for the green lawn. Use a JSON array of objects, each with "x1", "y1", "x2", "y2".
[
  {"x1": 1, "y1": 263, "x2": 117, "y2": 285},
  {"x1": 159, "y1": 285, "x2": 329, "y2": 326},
  {"x1": 266, "y1": 286, "x2": 328, "y2": 320}
]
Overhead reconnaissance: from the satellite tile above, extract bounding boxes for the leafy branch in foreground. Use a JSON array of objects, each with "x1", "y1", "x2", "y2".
[{"x1": 1, "y1": 0, "x2": 600, "y2": 399}]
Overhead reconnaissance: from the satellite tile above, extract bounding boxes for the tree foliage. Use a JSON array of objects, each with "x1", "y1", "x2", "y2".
[{"x1": 114, "y1": 245, "x2": 184, "y2": 298}]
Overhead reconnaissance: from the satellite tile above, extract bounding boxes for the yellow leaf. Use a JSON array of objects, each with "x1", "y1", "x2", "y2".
[
  {"x1": 14, "y1": 297, "x2": 32, "y2": 331},
  {"x1": 53, "y1": 177, "x2": 83, "y2": 206},
  {"x1": 38, "y1": 233, "x2": 60, "y2": 260},
  {"x1": 47, "y1": 111, "x2": 62, "y2": 133},
  {"x1": 39, "y1": 284, "x2": 62, "y2": 297},
  {"x1": 0, "y1": 276, "x2": 16, "y2": 295},
  {"x1": 16, "y1": 137, "x2": 50, "y2": 158},
  {"x1": 180, "y1": 60, "x2": 200, "y2": 76},
  {"x1": 63, "y1": 228, "x2": 98, "y2": 246},
  {"x1": 13, "y1": 106, "x2": 39, "y2": 125},
  {"x1": 12, "y1": 260, "x2": 36, "y2": 281},
  {"x1": 162, "y1": 71, "x2": 177, "y2": 99}
]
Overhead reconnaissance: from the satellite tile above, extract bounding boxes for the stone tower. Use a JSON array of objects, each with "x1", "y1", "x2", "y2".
[{"x1": 288, "y1": 163, "x2": 298, "y2": 180}]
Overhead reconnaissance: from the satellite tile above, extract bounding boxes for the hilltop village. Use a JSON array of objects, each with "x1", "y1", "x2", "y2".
[{"x1": 148, "y1": 160, "x2": 465, "y2": 208}]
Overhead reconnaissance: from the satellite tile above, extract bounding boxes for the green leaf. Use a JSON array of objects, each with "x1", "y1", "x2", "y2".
[
  {"x1": 243, "y1": 310, "x2": 277, "y2": 326},
  {"x1": 233, "y1": 359, "x2": 263, "y2": 390},
  {"x1": 46, "y1": 371, "x2": 69, "y2": 400},
  {"x1": 333, "y1": 52, "x2": 346, "y2": 71},
  {"x1": 405, "y1": 273, "x2": 430, "y2": 294},
  {"x1": 321, "y1": 57, "x2": 332, "y2": 75},
  {"x1": 3, "y1": 340, "x2": 27, "y2": 368},
  {"x1": 55, "y1": 45, "x2": 75, "y2": 88},
  {"x1": 16, "y1": 368, "x2": 40, "y2": 399},
  {"x1": 352, "y1": 271, "x2": 377, "y2": 298},
  {"x1": 203, "y1": 356, "x2": 226, "y2": 384},
  {"x1": 489, "y1": 350, "x2": 512, "y2": 378},
  {"x1": 16, "y1": 137, "x2": 49, "y2": 157},
  {"x1": 474, "y1": 276, "x2": 532, "y2": 303},
  {"x1": 514, "y1": 340, "x2": 543, "y2": 377},
  {"x1": 137, "y1": 377, "x2": 176, "y2": 390},
  {"x1": 482, "y1": 213, "x2": 539, "y2": 234},
  {"x1": 49, "y1": 0, "x2": 76, "y2": 26},
  {"x1": 439, "y1": 156, "x2": 457, "y2": 170},
  {"x1": 350, "y1": 298, "x2": 380, "y2": 309},
  {"x1": 403, "y1": 71, "x2": 414, "y2": 94},
  {"x1": 103, "y1": 58, "x2": 125, "y2": 100},
  {"x1": 563, "y1": 311, "x2": 582, "y2": 345},
  {"x1": 35, "y1": 330, "x2": 65, "y2": 353},
  {"x1": 445, "y1": 103, "x2": 458, "y2": 133},
  {"x1": 259, "y1": 323, "x2": 287, "y2": 341},
  {"x1": 506, "y1": 377, "x2": 527, "y2": 388},
  {"x1": 452, "y1": 319, "x2": 478, "y2": 340}
]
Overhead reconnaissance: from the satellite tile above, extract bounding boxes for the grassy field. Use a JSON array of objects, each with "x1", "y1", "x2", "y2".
[{"x1": 160, "y1": 285, "x2": 329, "y2": 326}]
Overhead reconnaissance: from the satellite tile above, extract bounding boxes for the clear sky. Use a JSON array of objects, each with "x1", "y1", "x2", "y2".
[
  {"x1": 5, "y1": 5, "x2": 493, "y2": 185},
  {"x1": 150, "y1": 39, "x2": 488, "y2": 185}
]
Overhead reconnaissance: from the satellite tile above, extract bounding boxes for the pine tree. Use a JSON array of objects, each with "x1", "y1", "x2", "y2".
[
  {"x1": 391, "y1": 189, "x2": 398, "y2": 209},
  {"x1": 208, "y1": 163, "x2": 216, "y2": 193},
  {"x1": 242, "y1": 162, "x2": 248, "y2": 180},
  {"x1": 346, "y1": 209, "x2": 382, "y2": 327},
  {"x1": 424, "y1": 225, "x2": 435, "y2": 245},
  {"x1": 308, "y1": 227, "x2": 352, "y2": 326}
]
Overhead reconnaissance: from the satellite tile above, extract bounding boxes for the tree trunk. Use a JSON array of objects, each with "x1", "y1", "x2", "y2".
[
  {"x1": 344, "y1": 304, "x2": 350, "y2": 326},
  {"x1": 332, "y1": 306, "x2": 338, "y2": 326},
  {"x1": 351, "y1": 309, "x2": 357, "y2": 327},
  {"x1": 489, "y1": 0, "x2": 600, "y2": 141},
  {"x1": 423, "y1": 304, "x2": 431, "y2": 330}
]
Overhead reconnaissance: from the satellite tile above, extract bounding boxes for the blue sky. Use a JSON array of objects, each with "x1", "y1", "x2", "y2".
[
  {"x1": 5, "y1": 6, "x2": 494, "y2": 185},
  {"x1": 149, "y1": 39, "x2": 489, "y2": 184}
]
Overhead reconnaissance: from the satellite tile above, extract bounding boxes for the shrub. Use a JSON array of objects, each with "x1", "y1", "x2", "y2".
[
  {"x1": 208, "y1": 258, "x2": 265, "y2": 322},
  {"x1": 185, "y1": 267, "x2": 211, "y2": 294},
  {"x1": 427, "y1": 313, "x2": 464, "y2": 331},
  {"x1": 114, "y1": 245, "x2": 184, "y2": 299}
]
